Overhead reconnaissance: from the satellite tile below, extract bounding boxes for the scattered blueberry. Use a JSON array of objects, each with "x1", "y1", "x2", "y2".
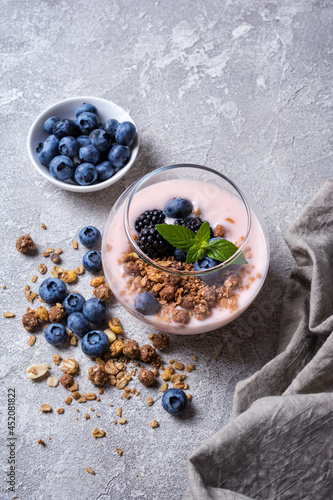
[
  {"x1": 82, "y1": 250, "x2": 102, "y2": 271},
  {"x1": 75, "y1": 102, "x2": 98, "y2": 118},
  {"x1": 62, "y1": 292, "x2": 85, "y2": 314},
  {"x1": 49, "y1": 155, "x2": 75, "y2": 181},
  {"x1": 108, "y1": 144, "x2": 130, "y2": 168},
  {"x1": 79, "y1": 144, "x2": 100, "y2": 165},
  {"x1": 79, "y1": 226, "x2": 101, "y2": 248},
  {"x1": 135, "y1": 292, "x2": 161, "y2": 315},
  {"x1": 39, "y1": 277, "x2": 67, "y2": 304},
  {"x1": 43, "y1": 116, "x2": 60, "y2": 134},
  {"x1": 76, "y1": 135, "x2": 91, "y2": 148},
  {"x1": 161, "y1": 388, "x2": 188, "y2": 416},
  {"x1": 74, "y1": 163, "x2": 98, "y2": 186},
  {"x1": 89, "y1": 129, "x2": 112, "y2": 153},
  {"x1": 44, "y1": 323, "x2": 68, "y2": 347},
  {"x1": 77, "y1": 111, "x2": 99, "y2": 135},
  {"x1": 115, "y1": 121, "x2": 136, "y2": 146},
  {"x1": 59, "y1": 136, "x2": 79, "y2": 158},
  {"x1": 164, "y1": 198, "x2": 193, "y2": 218},
  {"x1": 67, "y1": 312, "x2": 90, "y2": 338},
  {"x1": 82, "y1": 298, "x2": 106, "y2": 324},
  {"x1": 96, "y1": 161, "x2": 115, "y2": 181},
  {"x1": 81, "y1": 330, "x2": 109, "y2": 357},
  {"x1": 53, "y1": 119, "x2": 79, "y2": 139},
  {"x1": 102, "y1": 118, "x2": 118, "y2": 139},
  {"x1": 37, "y1": 135, "x2": 59, "y2": 165},
  {"x1": 174, "y1": 248, "x2": 187, "y2": 261},
  {"x1": 193, "y1": 256, "x2": 220, "y2": 272}
]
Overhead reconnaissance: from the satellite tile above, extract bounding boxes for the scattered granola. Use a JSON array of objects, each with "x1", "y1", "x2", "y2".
[
  {"x1": 123, "y1": 339, "x2": 140, "y2": 359},
  {"x1": 186, "y1": 363, "x2": 195, "y2": 373},
  {"x1": 116, "y1": 407, "x2": 122, "y2": 417},
  {"x1": 140, "y1": 344, "x2": 156, "y2": 363},
  {"x1": 150, "y1": 420, "x2": 159, "y2": 428},
  {"x1": 37, "y1": 263, "x2": 47, "y2": 274},
  {"x1": 60, "y1": 374, "x2": 74, "y2": 389},
  {"x1": 38, "y1": 439, "x2": 45, "y2": 445},
  {"x1": 51, "y1": 253, "x2": 61, "y2": 264},
  {"x1": 173, "y1": 361, "x2": 184, "y2": 371},
  {"x1": 56, "y1": 408, "x2": 64, "y2": 414},
  {"x1": 85, "y1": 467, "x2": 95, "y2": 475},
  {"x1": 108, "y1": 317, "x2": 123, "y2": 335},
  {"x1": 22, "y1": 310, "x2": 38, "y2": 331},
  {"x1": 27, "y1": 364, "x2": 49, "y2": 379},
  {"x1": 61, "y1": 358, "x2": 78, "y2": 374},
  {"x1": 92, "y1": 428, "x2": 105, "y2": 438},
  {"x1": 61, "y1": 270, "x2": 77, "y2": 283},
  {"x1": 119, "y1": 418, "x2": 127, "y2": 425},
  {"x1": 41, "y1": 223, "x2": 47, "y2": 230},
  {"x1": 110, "y1": 339, "x2": 124, "y2": 357},
  {"x1": 149, "y1": 333, "x2": 170, "y2": 350},
  {"x1": 84, "y1": 413, "x2": 90, "y2": 420},
  {"x1": 115, "y1": 448, "x2": 123, "y2": 456},
  {"x1": 138, "y1": 368, "x2": 155, "y2": 387},
  {"x1": 31, "y1": 275, "x2": 38, "y2": 283},
  {"x1": 28, "y1": 335, "x2": 36, "y2": 346},
  {"x1": 147, "y1": 397, "x2": 154, "y2": 406},
  {"x1": 75, "y1": 265, "x2": 85, "y2": 275},
  {"x1": 161, "y1": 366, "x2": 174, "y2": 381},
  {"x1": 64, "y1": 397, "x2": 72, "y2": 405},
  {"x1": 47, "y1": 376, "x2": 59, "y2": 387},
  {"x1": 16, "y1": 234, "x2": 35, "y2": 254},
  {"x1": 3, "y1": 312, "x2": 15, "y2": 318},
  {"x1": 88, "y1": 366, "x2": 108, "y2": 386},
  {"x1": 72, "y1": 240, "x2": 78, "y2": 250},
  {"x1": 53, "y1": 354, "x2": 62, "y2": 365},
  {"x1": 160, "y1": 382, "x2": 168, "y2": 392},
  {"x1": 48, "y1": 303, "x2": 66, "y2": 322},
  {"x1": 90, "y1": 276, "x2": 104, "y2": 287},
  {"x1": 40, "y1": 404, "x2": 52, "y2": 413}
]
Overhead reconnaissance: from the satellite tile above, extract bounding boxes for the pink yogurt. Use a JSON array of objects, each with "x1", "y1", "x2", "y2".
[{"x1": 103, "y1": 179, "x2": 269, "y2": 334}]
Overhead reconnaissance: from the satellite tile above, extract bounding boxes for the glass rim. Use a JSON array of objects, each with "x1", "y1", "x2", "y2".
[{"x1": 123, "y1": 164, "x2": 252, "y2": 277}]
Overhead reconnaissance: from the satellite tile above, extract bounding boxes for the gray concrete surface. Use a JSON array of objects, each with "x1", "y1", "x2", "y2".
[{"x1": 1, "y1": 0, "x2": 332, "y2": 499}]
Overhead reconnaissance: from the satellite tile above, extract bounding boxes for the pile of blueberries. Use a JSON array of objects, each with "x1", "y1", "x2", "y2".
[
  {"x1": 37, "y1": 102, "x2": 136, "y2": 186},
  {"x1": 41, "y1": 225, "x2": 109, "y2": 358}
]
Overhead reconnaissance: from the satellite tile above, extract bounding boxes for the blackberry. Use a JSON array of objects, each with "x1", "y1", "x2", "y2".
[
  {"x1": 136, "y1": 226, "x2": 174, "y2": 259},
  {"x1": 135, "y1": 210, "x2": 165, "y2": 233},
  {"x1": 175, "y1": 217, "x2": 214, "y2": 237}
]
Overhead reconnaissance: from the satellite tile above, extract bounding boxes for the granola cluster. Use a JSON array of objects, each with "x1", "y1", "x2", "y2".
[{"x1": 121, "y1": 253, "x2": 243, "y2": 323}]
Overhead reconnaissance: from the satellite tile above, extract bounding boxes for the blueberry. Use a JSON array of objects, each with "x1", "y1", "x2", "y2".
[
  {"x1": 67, "y1": 312, "x2": 90, "y2": 338},
  {"x1": 62, "y1": 292, "x2": 86, "y2": 314},
  {"x1": 44, "y1": 323, "x2": 68, "y2": 346},
  {"x1": 165, "y1": 198, "x2": 193, "y2": 218},
  {"x1": 96, "y1": 161, "x2": 115, "y2": 181},
  {"x1": 37, "y1": 135, "x2": 59, "y2": 165},
  {"x1": 79, "y1": 144, "x2": 100, "y2": 165},
  {"x1": 53, "y1": 119, "x2": 79, "y2": 139},
  {"x1": 82, "y1": 298, "x2": 106, "y2": 324},
  {"x1": 77, "y1": 112, "x2": 99, "y2": 135},
  {"x1": 89, "y1": 129, "x2": 112, "y2": 153},
  {"x1": 49, "y1": 155, "x2": 75, "y2": 181},
  {"x1": 43, "y1": 116, "x2": 60, "y2": 134},
  {"x1": 79, "y1": 226, "x2": 101, "y2": 248},
  {"x1": 82, "y1": 250, "x2": 102, "y2": 271},
  {"x1": 174, "y1": 248, "x2": 187, "y2": 261},
  {"x1": 135, "y1": 292, "x2": 161, "y2": 315},
  {"x1": 108, "y1": 145, "x2": 130, "y2": 168},
  {"x1": 193, "y1": 256, "x2": 220, "y2": 272},
  {"x1": 76, "y1": 135, "x2": 91, "y2": 148},
  {"x1": 81, "y1": 330, "x2": 109, "y2": 357},
  {"x1": 39, "y1": 277, "x2": 67, "y2": 304},
  {"x1": 74, "y1": 163, "x2": 98, "y2": 186},
  {"x1": 115, "y1": 121, "x2": 136, "y2": 146},
  {"x1": 58, "y1": 136, "x2": 79, "y2": 158},
  {"x1": 102, "y1": 118, "x2": 118, "y2": 139},
  {"x1": 75, "y1": 103, "x2": 98, "y2": 118},
  {"x1": 161, "y1": 388, "x2": 188, "y2": 416}
]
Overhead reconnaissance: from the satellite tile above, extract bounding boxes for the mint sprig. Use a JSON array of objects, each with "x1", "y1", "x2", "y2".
[{"x1": 155, "y1": 221, "x2": 248, "y2": 266}]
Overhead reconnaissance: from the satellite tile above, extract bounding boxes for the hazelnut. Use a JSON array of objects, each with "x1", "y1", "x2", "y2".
[
  {"x1": 93, "y1": 283, "x2": 113, "y2": 302},
  {"x1": 172, "y1": 309, "x2": 190, "y2": 324},
  {"x1": 88, "y1": 366, "x2": 108, "y2": 386},
  {"x1": 140, "y1": 344, "x2": 156, "y2": 363},
  {"x1": 48, "y1": 304, "x2": 66, "y2": 322},
  {"x1": 122, "y1": 339, "x2": 140, "y2": 360},
  {"x1": 159, "y1": 285, "x2": 177, "y2": 301},
  {"x1": 180, "y1": 294, "x2": 195, "y2": 309},
  {"x1": 213, "y1": 224, "x2": 226, "y2": 237},
  {"x1": 193, "y1": 303, "x2": 210, "y2": 321},
  {"x1": 60, "y1": 374, "x2": 74, "y2": 389},
  {"x1": 110, "y1": 340, "x2": 124, "y2": 358},
  {"x1": 22, "y1": 311, "x2": 38, "y2": 332},
  {"x1": 149, "y1": 333, "x2": 170, "y2": 351},
  {"x1": 138, "y1": 367, "x2": 155, "y2": 387},
  {"x1": 16, "y1": 234, "x2": 35, "y2": 254}
]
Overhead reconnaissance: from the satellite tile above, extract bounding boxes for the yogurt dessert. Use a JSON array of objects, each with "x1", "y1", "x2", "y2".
[{"x1": 103, "y1": 166, "x2": 269, "y2": 334}]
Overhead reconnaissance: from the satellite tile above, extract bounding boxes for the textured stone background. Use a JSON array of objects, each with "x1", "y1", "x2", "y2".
[{"x1": 1, "y1": 0, "x2": 332, "y2": 499}]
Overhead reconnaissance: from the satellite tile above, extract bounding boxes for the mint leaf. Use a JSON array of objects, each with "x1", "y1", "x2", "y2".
[
  {"x1": 186, "y1": 246, "x2": 205, "y2": 264},
  {"x1": 155, "y1": 224, "x2": 195, "y2": 251},
  {"x1": 193, "y1": 221, "x2": 211, "y2": 247},
  {"x1": 206, "y1": 239, "x2": 248, "y2": 264}
]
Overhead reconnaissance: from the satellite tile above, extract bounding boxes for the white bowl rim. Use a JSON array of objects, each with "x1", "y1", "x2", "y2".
[{"x1": 27, "y1": 96, "x2": 139, "y2": 193}]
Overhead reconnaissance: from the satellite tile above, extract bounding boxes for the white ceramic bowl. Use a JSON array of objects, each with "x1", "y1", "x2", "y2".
[{"x1": 27, "y1": 96, "x2": 139, "y2": 193}]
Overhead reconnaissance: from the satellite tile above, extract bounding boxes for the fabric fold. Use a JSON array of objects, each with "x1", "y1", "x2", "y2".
[{"x1": 184, "y1": 180, "x2": 333, "y2": 500}]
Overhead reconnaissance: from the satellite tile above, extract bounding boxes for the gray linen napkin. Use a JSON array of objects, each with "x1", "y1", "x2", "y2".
[{"x1": 184, "y1": 180, "x2": 333, "y2": 500}]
